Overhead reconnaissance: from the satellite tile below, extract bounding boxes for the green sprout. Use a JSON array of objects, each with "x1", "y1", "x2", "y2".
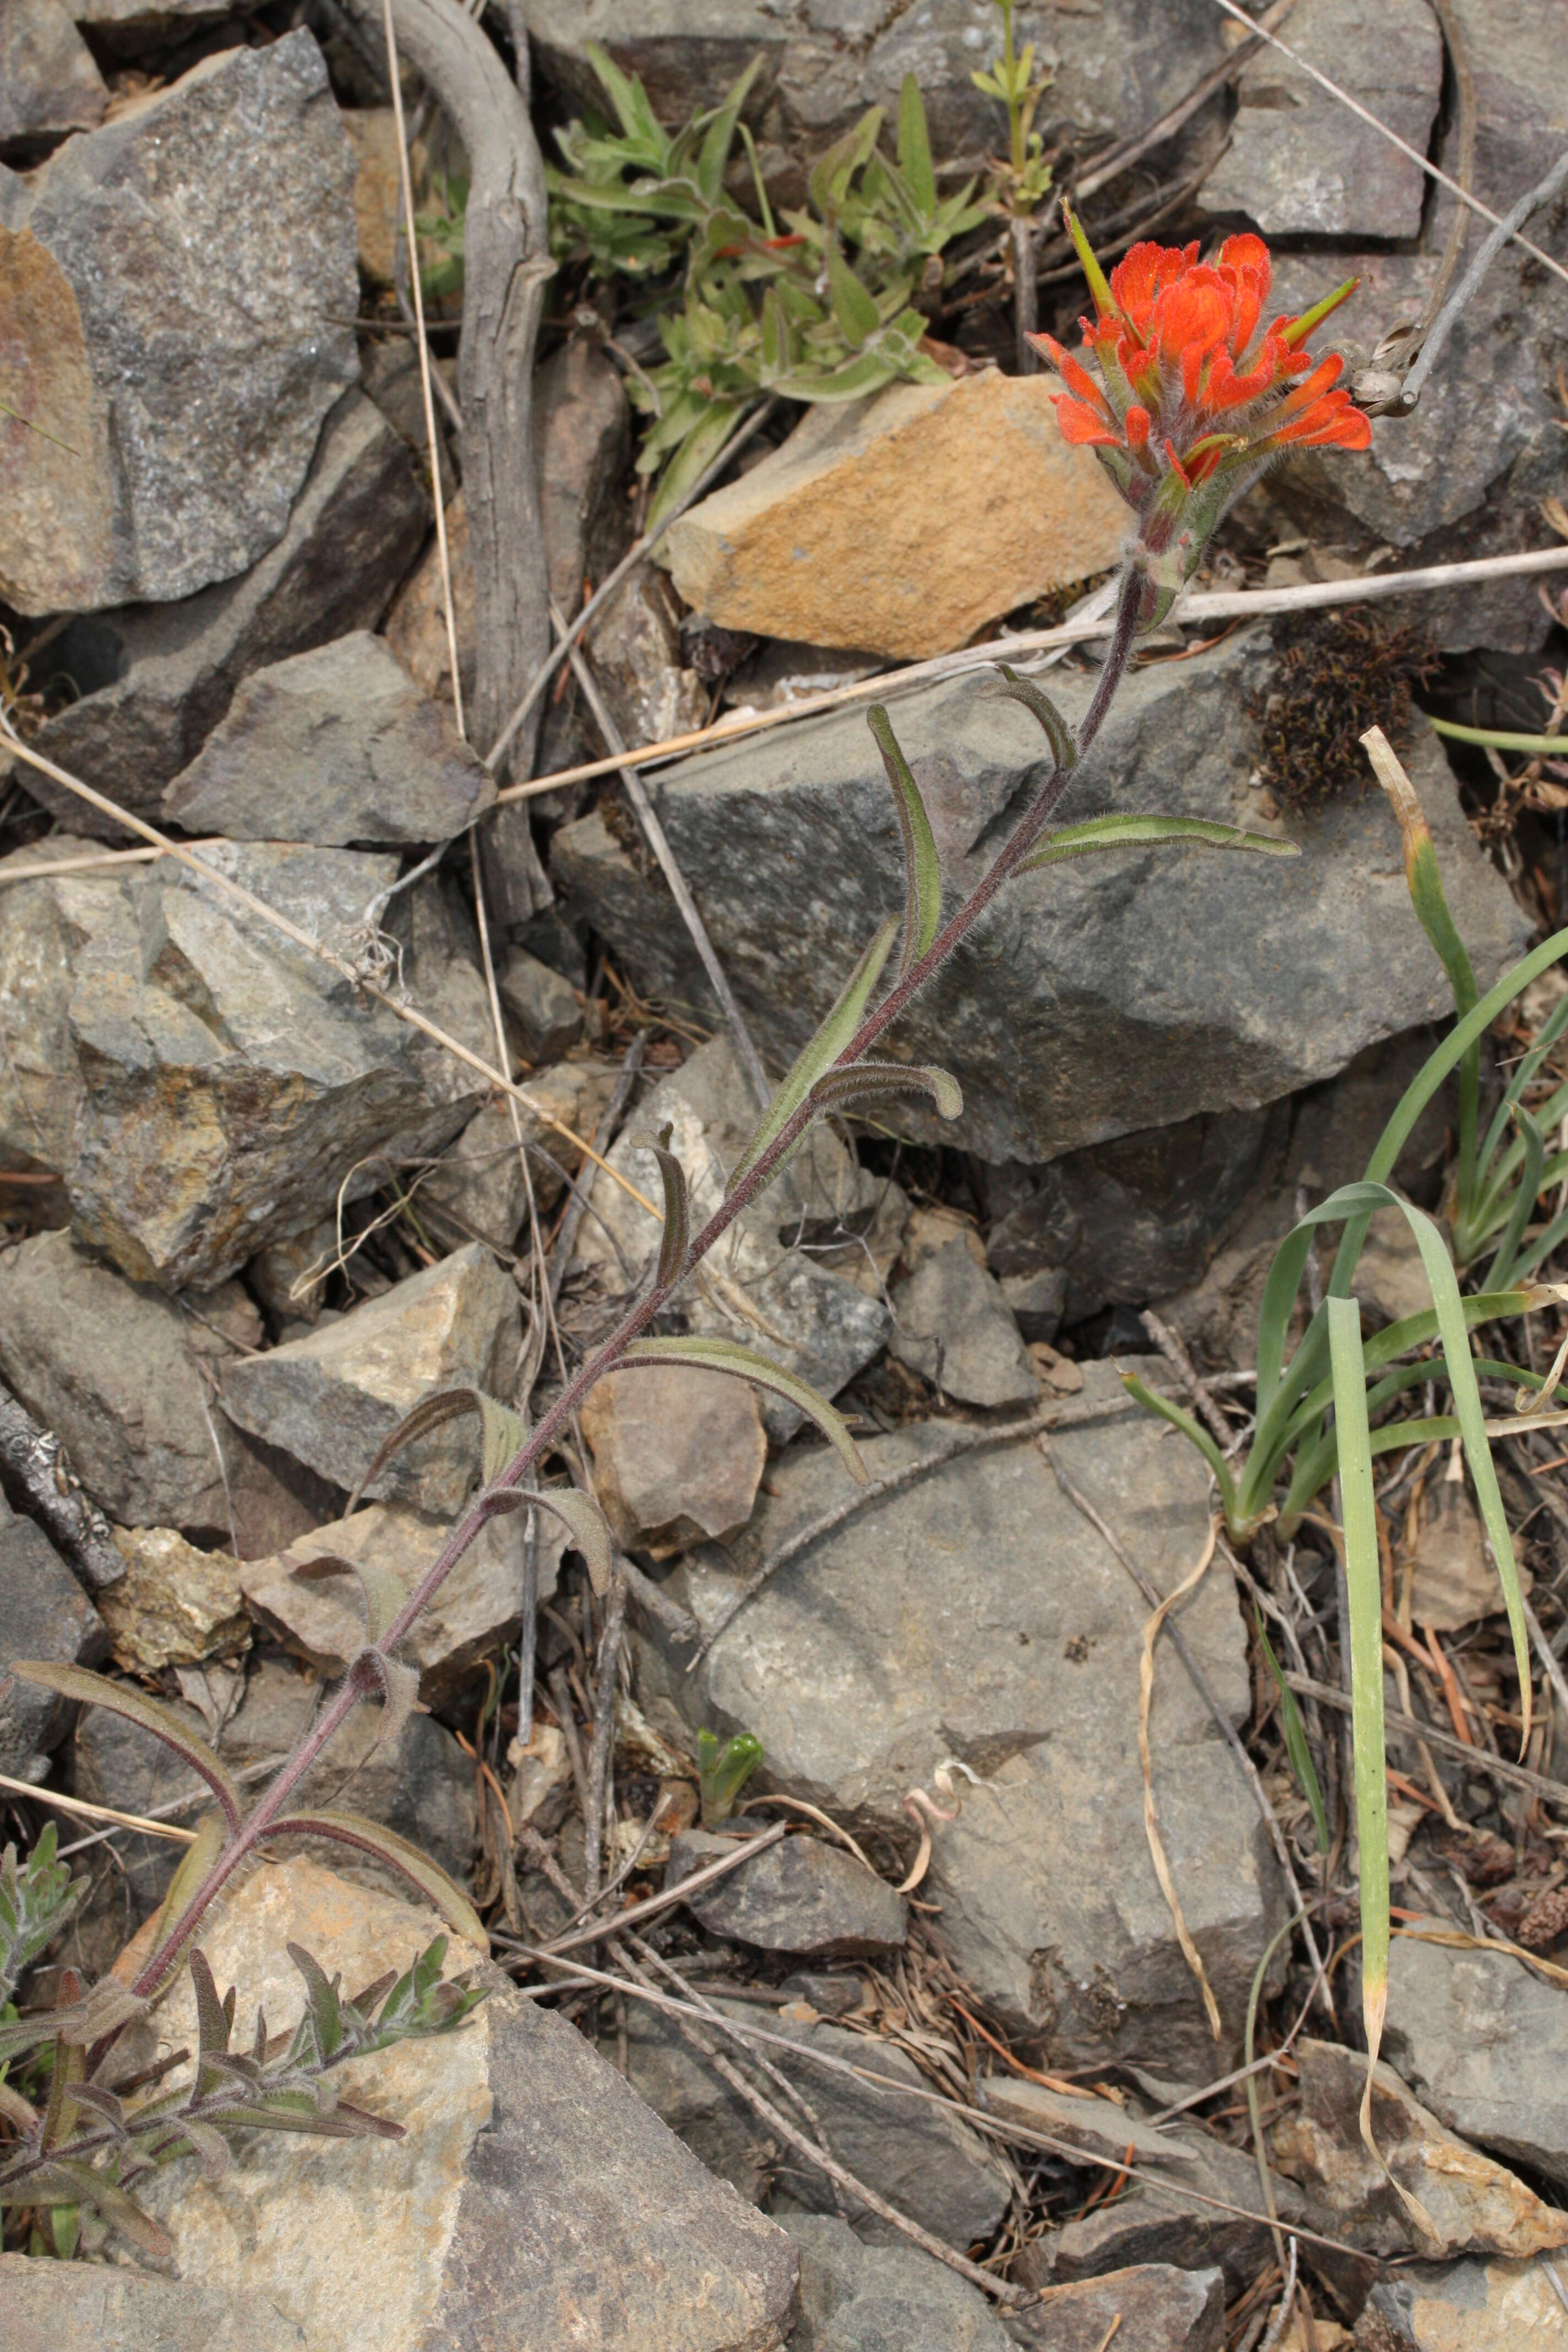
[{"x1": 698, "y1": 1730, "x2": 764, "y2": 1828}]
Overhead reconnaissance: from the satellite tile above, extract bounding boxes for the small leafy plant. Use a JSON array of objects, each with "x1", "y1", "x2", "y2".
[
  {"x1": 971, "y1": 0, "x2": 1055, "y2": 215},
  {"x1": 0, "y1": 1827, "x2": 482, "y2": 2258},
  {"x1": 698, "y1": 1730, "x2": 764, "y2": 1828}
]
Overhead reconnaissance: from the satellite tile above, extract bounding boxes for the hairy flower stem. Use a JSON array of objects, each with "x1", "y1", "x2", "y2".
[{"x1": 132, "y1": 575, "x2": 1144, "y2": 2001}]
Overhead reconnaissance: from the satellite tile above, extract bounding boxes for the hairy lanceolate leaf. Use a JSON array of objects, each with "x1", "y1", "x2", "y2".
[
  {"x1": 291, "y1": 1551, "x2": 410, "y2": 1648},
  {"x1": 8, "y1": 1665, "x2": 242, "y2": 1832},
  {"x1": 265, "y1": 1811, "x2": 487, "y2": 1951},
  {"x1": 188, "y1": 1947, "x2": 233, "y2": 2100},
  {"x1": 470, "y1": 1479, "x2": 616, "y2": 1598},
  {"x1": 360, "y1": 1652, "x2": 424, "y2": 1749},
  {"x1": 139, "y1": 1812, "x2": 225, "y2": 1996},
  {"x1": 643, "y1": 1121, "x2": 691, "y2": 1287},
  {"x1": 13, "y1": 2159, "x2": 173, "y2": 2261},
  {"x1": 806, "y1": 1059, "x2": 962, "y2": 1123},
  {"x1": 992, "y1": 663, "x2": 1077, "y2": 771},
  {"x1": 1018, "y1": 813, "x2": 1299, "y2": 874},
  {"x1": 867, "y1": 704, "x2": 943, "y2": 976},
  {"x1": 896, "y1": 69, "x2": 937, "y2": 215},
  {"x1": 619, "y1": 1335, "x2": 868, "y2": 1484},
  {"x1": 345, "y1": 1387, "x2": 529, "y2": 1513},
  {"x1": 286, "y1": 1942, "x2": 344, "y2": 2064},
  {"x1": 728, "y1": 915, "x2": 899, "y2": 1196}
]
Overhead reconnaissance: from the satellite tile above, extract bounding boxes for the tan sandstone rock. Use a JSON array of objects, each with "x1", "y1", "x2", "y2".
[
  {"x1": 102, "y1": 1526, "x2": 250, "y2": 1673},
  {"x1": 661, "y1": 369, "x2": 1128, "y2": 660}
]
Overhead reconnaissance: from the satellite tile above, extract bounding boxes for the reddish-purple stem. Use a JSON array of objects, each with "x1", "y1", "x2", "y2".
[{"x1": 132, "y1": 573, "x2": 1143, "y2": 1997}]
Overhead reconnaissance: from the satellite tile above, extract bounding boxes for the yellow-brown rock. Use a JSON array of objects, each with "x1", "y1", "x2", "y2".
[
  {"x1": 661, "y1": 369, "x2": 1129, "y2": 660},
  {"x1": 102, "y1": 1526, "x2": 249, "y2": 1673}
]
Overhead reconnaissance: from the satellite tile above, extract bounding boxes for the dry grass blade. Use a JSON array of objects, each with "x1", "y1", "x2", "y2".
[
  {"x1": 0, "y1": 1774, "x2": 198, "y2": 1844},
  {"x1": 1137, "y1": 1520, "x2": 1224, "y2": 2040}
]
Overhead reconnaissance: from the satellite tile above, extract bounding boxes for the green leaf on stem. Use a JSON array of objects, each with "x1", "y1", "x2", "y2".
[
  {"x1": 991, "y1": 663, "x2": 1077, "y2": 770},
  {"x1": 698, "y1": 1729, "x2": 763, "y2": 1827},
  {"x1": 866, "y1": 704, "x2": 943, "y2": 975},
  {"x1": 1018, "y1": 814, "x2": 1299, "y2": 873},
  {"x1": 619, "y1": 1335, "x2": 868, "y2": 1483},
  {"x1": 264, "y1": 1812, "x2": 487, "y2": 1951},
  {"x1": 344, "y1": 1387, "x2": 529, "y2": 1515},
  {"x1": 896, "y1": 73, "x2": 937, "y2": 216},
  {"x1": 7, "y1": 1665, "x2": 243, "y2": 1832},
  {"x1": 643, "y1": 1121, "x2": 692, "y2": 1287},
  {"x1": 291, "y1": 1551, "x2": 409, "y2": 1649},
  {"x1": 805, "y1": 1060, "x2": 962, "y2": 1123},
  {"x1": 728, "y1": 915, "x2": 899, "y2": 1196}
]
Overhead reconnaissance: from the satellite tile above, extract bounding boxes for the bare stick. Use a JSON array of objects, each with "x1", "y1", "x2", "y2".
[
  {"x1": 0, "y1": 1376, "x2": 124, "y2": 1594},
  {"x1": 553, "y1": 601, "x2": 771, "y2": 1109},
  {"x1": 1288, "y1": 1672, "x2": 1568, "y2": 1809},
  {"x1": 540, "y1": 1818, "x2": 787, "y2": 1955},
  {"x1": 690, "y1": 1395, "x2": 1136, "y2": 1667},
  {"x1": 581, "y1": 1566, "x2": 628, "y2": 1901},
  {"x1": 498, "y1": 545, "x2": 1568, "y2": 806},
  {"x1": 1042, "y1": 1440, "x2": 1334, "y2": 2006},
  {"x1": 1142, "y1": 1310, "x2": 1235, "y2": 1452}
]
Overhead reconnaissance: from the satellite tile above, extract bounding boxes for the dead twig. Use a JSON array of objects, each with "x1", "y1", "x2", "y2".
[
  {"x1": 0, "y1": 1376, "x2": 124, "y2": 1593},
  {"x1": 581, "y1": 1566, "x2": 629, "y2": 1902}
]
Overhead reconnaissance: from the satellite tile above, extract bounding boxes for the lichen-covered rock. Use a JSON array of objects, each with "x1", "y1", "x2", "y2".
[
  {"x1": 0, "y1": 832, "x2": 141, "y2": 1178},
  {"x1": 101, "y1": 1525, "x2": 250, "y2": 1673},
  {"x1": 164, "y1": 633, "x2": 494, "y2": 846},
  {"x1": 0, "y1": 34, "x2": 358, "y2": 616},
  {"x1": 220, "y1": 1244, "x2": 521, "y2": 1516}
]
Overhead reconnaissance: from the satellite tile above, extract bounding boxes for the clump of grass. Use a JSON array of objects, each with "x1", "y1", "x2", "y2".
[{"x1": 1254, "y1": 609, "x2": 1438, "y2": 808}]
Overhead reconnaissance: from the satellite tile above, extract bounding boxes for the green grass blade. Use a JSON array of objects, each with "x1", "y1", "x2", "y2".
[
  {"x1": 1119, "y1": 1371, "x2": 1240, "y2": 1527},
  {"x1": 1326, "y1": 1295, "x2": 1391, "y2": 2148},
  {"x1": 1253, "y1": 1607, "x2": 1328, "y2": 1852},
  {"x1": 1429, "y1": 717, "x2": 1568, "y2": 756},
  {"x1": 1484, "y1": 1102, "x2": 1547, "y2": 1290}
]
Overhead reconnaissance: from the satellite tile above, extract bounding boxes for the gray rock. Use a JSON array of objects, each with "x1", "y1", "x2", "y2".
[
  {"x1": 1008, "y1": 2263, "x2": 1224, "y2": 2352},
  {"x1": 1047, "y1": 2127, "x2": 1305, "y2": 2296},
  {"x1": 0, "y1": 2255, "x2": 306, "y2": 2352},
  {"x1": 0, "y1": 0, "x2": 106, "y2": 161},
  {"x1": 10, "y1": 388, "x2": 426, "y2": 834},
  {"x1": 0, "y1": 1228, "x2": 336, "y2": 1550},
  {"x1": 620, "y1": 1997, "x2": 1011, "y2": 2251},
  {"x1": 1436, "y1": 0, "x2": 1568, "y2": 214},
  {"x1": 985, "y1": 1103, "x2": 1289, "y2": 1326},
  {"x1": 999, "y1": 1268, "x2": 1066, "y2": 1345},
  {"x1": 0, "y1": 34, "x2": 358, "y2": 617},
  {"x1": 239, "y1": 1499, "x2": 565, "y2": 1710},
  {"x1": 0, "y1": 832, "x2": 143, "y2": 1178},
  {"x1": 138, "y1": 1857, "x2": 802, "y2": 2352},
  {"x1": 574, "y1": 1036, "x2": 891, "y2": 1438},
  {"x1": 420, "y1": 1056, "x2": 626, "y2": 1254},
  {"x1": 164, "y1": 633, "x2": 494, "y2": 846},
  {"x1": 69, "y1": 1653, "x2": 477, "y2": 1930},
  {"x1": 1385, "y1": 1925, "x2": 1568, "y2": 2188},
  {"x1": 1366, "y1": 2255, "x2": 1568, "y2": 2348},
  {"x1": 220, "y1": 1243, "x2": 521, "y2": 1517},
  {"x1": 1268, "y1": 2037, "x2": 1568, "y2": 2262},
  {"x1": 67, "y1": 0, "x2": 231, "y2": 53},
  {"x1": 500, "y1": 945, "x2": 585, "y2": 1063},
  {"x1": 889, "y1": 1235, "x2": 1036, "y2": 1406},
  {"x1": 581, "y1": 1363, "x2": 767, "y2": 1551},
  {"x1": 667, "y1": 1827, "x2": 908, "y2": 1957},
  {"x1": 586, "y1": 569, "x2": 708, "y2": 753},
  {"x1": 782, "y1": 2212, "x2": 1012, "y2": 2351},
  {"x1": 537, "y1": 336, "x2": 631, "y2": 623},
  {"x1": 0, "y1": 1491, "x2": 106, "y2": 1782},
  {"x1": 522, "y1": 1, "x2": 1225, "y2": 173},
  {"x1": 554, "y1": 632, "x2": 1528, "y2": 1164},
  {"x1": 1199, "y1": 0, "x2": 1440, "y2": 238},
  {"x1": 62, "y1": 842, "x2": 442, "y2": 1291},
  {"x1": 635, "y1": 1365, "x2": 1282, "y2": 2072}
]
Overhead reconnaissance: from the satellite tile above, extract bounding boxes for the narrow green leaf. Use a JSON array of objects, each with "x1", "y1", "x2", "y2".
[
  {"x1": 826, "y1": 230, "x2": 880, "y2": 345},
  {"x1": 619, "y1": 1335, "x2": 868, "y2": 1483},
  {"x1": 1119, "y1": 1371, "x2": 1241, "y2": 1528},
  {"x1": 728, "y1": 916, "x2": 898, "y2": 1195},
  {"x1": 1253, "y1": 1608, "x2": 1328, "y2": 1851},
  {"x1": 287, "y1": 1942, "x2": 344, "y2": 2061},
  {"x1": 867, "y1": 704, "x2": 943, "y2": 975},
  {"x1": 344, "y1": 1387, "x2": 528, "y2": 1514},
  {"x1": 1429, "y1": 717, "x2": 1568, "y2": 756},
  {"x1": 1060, "y1": 198, "x2": 1118, "y2": 320},
  {"x1": 1484, "y1": 1101, "x2": 1546, "y2": 1291},
  {"x1": 266, "y1": 1812, "x2": 486, "y2": 1951},
  {"x1": 521, "y1": 1485, "x2": 616, "y2": 1598},
  {"x1": 992, "y1": 664, "x2": 1077, "y2": 771},
  {"x1": 695, "y1": 55, "x2": 761, "y2": 203},
  {"x1": 25, "y1": 2161, "x2": 172, "y2": 2260},
  {"x1": 806, "y1": 1060, "x2": 962, "y2": 1123},
  {"x1": 642, "y1": 1122, "x2": 691, "y2": 1288},
  {"x1": 896, "y1": 72, "x2": 937, "y2": 215},
  {"x1": 1019, "y1": 814, "x2": 1299, "y2": 873},
  {"x1": 8, "y1": 1665, "x2": 242, "y2": 1832},
  {"x1": 290, "y1": 1551, "x2": 410, "y2": 1648},
  {"x1": 141, "y1": 1812, "x2": 225, "y2": 1995}
]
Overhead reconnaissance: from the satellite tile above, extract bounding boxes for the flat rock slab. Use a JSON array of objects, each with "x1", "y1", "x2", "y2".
[
  {"x1": 581, "y1": 1363, "x2": 767, "y2": 1551},
  {"x1": 135, "y1": 1858, "x2": 799, "y2": 2352},
  {"x1": 554, "y1": 632, "x2": 1528, "y2": 1164},
  {"x1": 636, "y1": 1364, "x2": 1280, "y2": 2072},
  {"x1": 221, "y1": 1243, "x2": 520, "y2": 1517},
  {"x1": 1366, "y1": 2255, "x2": 1568, "y2": 2348},
  {"x1": 0, "y1": 1228, "x2": 330, "y2": 1551},
  {"x1": 0, "y1": 1489, "x2": 106, "y2": 1782},
  {"x1": 241, "y1": 1499, "x2": 565, "y2": 1709},
  {"x1": 164, "y1": 632, "x2": 494, "y2": 846},
  {"x1": 667, "y1": 1827, "x2": 908, "y2": 1957},
  {"x1": 663, "y1": 372, "x2": 1126, "y2": 660},
  {"x1": 0, "y1": 0, "x2": 106, "y2": 159},
  {"x1": 620, "y1": 1996, "x2": 1011, "y2": 2250},
  {"x1": 1045, "y1": 2124, "x2": 1305, "y2": 2296},
  {"x1": 1385, "y1": 1925, "x2": 1568, "y2": 2188},
  {"x1": 1271, "y1": 2037, "x2": 1568, "y2": 2261},
  {"x1": 0, "y1": 32, "x2": 358, "y2": 616},
  {"x1": 8, "y1": 389, "x2": 426, "y2": 834},
  {"x1": 1009, "y1": 2263, "x2": 1224, "y2": 2352},
  {"x1": 781, "y1": 2211, "x2": 1011, "y2": 2350},
  {"x1": 889, "y1": 1234, "x2": 1036, "y2": 1407},
  {"x1": 0, "y1": 2255, "x2": 306, "y2": 2352},
  {"x1": 1200, "y1": 0, "x2": 1440, "y2": 238}
]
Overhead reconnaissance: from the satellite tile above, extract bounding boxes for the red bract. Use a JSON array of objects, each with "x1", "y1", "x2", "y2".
[{"x1": 1032, "y1": 208, "x2": 1371, "y2": 626}]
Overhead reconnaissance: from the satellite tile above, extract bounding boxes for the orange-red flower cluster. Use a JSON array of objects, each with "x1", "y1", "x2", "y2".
[{"x1": 1032, "y1": 213, "x2": 1371, "y2": 624}]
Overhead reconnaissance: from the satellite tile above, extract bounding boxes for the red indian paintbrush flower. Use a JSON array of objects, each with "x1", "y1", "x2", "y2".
[{"x1": 1032, "y1": 206, "x2": 1371, "y2": 628}]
